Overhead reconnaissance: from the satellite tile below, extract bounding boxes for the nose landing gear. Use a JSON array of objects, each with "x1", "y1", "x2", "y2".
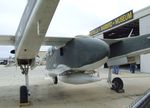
[{"x1": 19, "y1": 65, "x2": 30, "y2": 106}]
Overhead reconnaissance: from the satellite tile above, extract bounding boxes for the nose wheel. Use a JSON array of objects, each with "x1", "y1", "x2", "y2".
[{"x1": 20, "y1": 86, "x2": 28, "y2": 104}]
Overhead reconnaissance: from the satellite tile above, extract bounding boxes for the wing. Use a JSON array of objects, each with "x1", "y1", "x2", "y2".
[
  {"x1": 102, "y1": 38, "x2": 122, "y2": 45},
  {"x1": 107, "y1": 33, "x2": 150, "y2": 66}
]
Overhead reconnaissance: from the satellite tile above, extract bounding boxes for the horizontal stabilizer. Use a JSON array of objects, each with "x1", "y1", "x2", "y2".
[
  {"x1": 0, "y1": 35, "x2": 74, "y2": 47},
  {"x1": 0, "y1": 35, "x2": 15, "y2": 45}
]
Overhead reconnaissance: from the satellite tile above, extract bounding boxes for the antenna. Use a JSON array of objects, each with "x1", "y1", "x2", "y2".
[{"x1": 128, "y1": 29, "x2": 133, "y2": 37}]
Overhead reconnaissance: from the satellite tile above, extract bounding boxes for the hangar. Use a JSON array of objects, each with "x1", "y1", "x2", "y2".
[{"x1": 90, "y1": 6, "x2": 150, "y2": 73}]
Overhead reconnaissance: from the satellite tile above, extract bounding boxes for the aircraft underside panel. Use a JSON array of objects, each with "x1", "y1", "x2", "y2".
[{"x1": 59, "y1": 72, "x2": 101, "y2": 84}]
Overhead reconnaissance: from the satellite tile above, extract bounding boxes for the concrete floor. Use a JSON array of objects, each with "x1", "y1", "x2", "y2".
[{"x1": 0, "y1": 65, "x2": 150, "y2": 108}]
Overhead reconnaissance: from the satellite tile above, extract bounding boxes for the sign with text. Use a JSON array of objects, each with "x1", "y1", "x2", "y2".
[{"x1": 90, "y1": 10, "x2": 133, "y2": 36}]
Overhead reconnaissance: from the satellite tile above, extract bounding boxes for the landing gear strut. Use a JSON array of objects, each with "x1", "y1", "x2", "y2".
[
  {"x1": 20, "y1": 65, "x2": 30, "y2": 105},
  {"x1": 107, "y1": 67, "x2": 124, "y2": 93}
]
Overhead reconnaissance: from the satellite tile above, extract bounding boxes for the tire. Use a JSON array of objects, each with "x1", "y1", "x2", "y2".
[
  {"x1": 20, "y1": 86, "x2": 28, "y2": 103},
  {"x1": 112, "y1": 77, "x2": 123, "y2": 91},
  {"x1": 54, "y1": 76, "x2": 58, "y2": 84}
]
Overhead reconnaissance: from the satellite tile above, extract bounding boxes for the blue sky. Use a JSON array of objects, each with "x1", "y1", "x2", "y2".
[{"x1": 0, "y1": 0, "x2": 150, "y2": 57}]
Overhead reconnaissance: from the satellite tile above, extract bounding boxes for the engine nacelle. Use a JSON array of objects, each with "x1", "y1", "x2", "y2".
[{"x1": 59, "y1": 73, "x2": 101, "y2": 84}]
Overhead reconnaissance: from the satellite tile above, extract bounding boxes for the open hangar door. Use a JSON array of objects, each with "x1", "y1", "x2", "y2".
[
  {"x1": 103, "y1": 20, "x2": 139, "y2": 39},
  {"x1": 103, "y1": 20, "x2": 140, "y2": 69}
]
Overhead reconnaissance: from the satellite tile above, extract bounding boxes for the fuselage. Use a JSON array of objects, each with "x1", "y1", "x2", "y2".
[{"x1": 46, "y1": 37, "x2": 110, "y2": 71}]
